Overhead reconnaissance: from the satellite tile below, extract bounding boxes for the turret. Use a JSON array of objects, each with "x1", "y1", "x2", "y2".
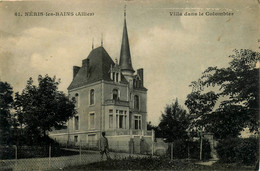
[{"x1": 119, "y1": 5, "x2": 135, "y2": 82}]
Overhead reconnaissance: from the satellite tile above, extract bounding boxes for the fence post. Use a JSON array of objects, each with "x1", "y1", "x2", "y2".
[
  {"x1": 80, "y1": 141, "x2": 82, "y2": 163},
  {"x1": 14, "y1": 145, "x2": 17, "y2": 167},
  {"x1": 151, "y1": 129, "x2": 154, "y2": 156},
  {"x1": 132, "y1": 140, "x2": 134, "y2": 155},
  {"x1": 188, "y1": 141, "x2": 190, "y2": 160},
  {"x1": 49, "y1": 145, "x2": 51, "y2": 168},
  {"x1": 171, "y1": 142, "x2": 173, "y2": 161}
]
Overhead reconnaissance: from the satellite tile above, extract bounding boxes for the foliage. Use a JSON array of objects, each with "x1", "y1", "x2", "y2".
[
  {"x1": 157, "y1": 100, "x2": 190, "y2": 142},
  {"x1": 216, "y1": 137, "x2": 259, "y2": 165},
  {"x1": 0, "y1": 81, "x2": 13, "y2": 145},
  {"x1": 202, "y1": 49, "x2": 259, "y2": 132},
  {"x1": 185, "y1": 49, "x2": 260, "y2": 139},
  {"x1": 14, "y1": 75, "x2": 76, "y2": 145},
  {"x1": 189, "y1": 139, "x2": 211, "y2": 160},
  {"x1": 207, "y1": 105, "x2": 247, "y2": 139},
  {"x1": 185, "y1": 91, "x2": 218, "y2": 131},
  {"x1": 167, "y1": 139, "x2": 211, "y2": 160}
]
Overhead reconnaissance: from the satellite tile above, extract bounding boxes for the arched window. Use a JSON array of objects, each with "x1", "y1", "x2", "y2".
[
  {"x1": 113, "y1": 89, "x2": 119, "y2": 100},
  {"x1": 134, "y1": 95, "x2": 139, "y2": 110},
  {"x1": 90, "y1": 89, "x2": 94, "y2": 105}
]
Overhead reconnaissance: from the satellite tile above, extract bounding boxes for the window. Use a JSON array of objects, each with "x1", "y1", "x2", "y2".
[
  {"x1": 74, "y1": 136, "x2": 78, "y2": 143},
  {"x1": 90, "y1": 89, "x2": 94, "y2": 105},
  {"x1": 111, "y1": 72, "x2": 120, "y2": 83},
  {"x1": 89, "y1": 113, "x2": 95, "y2": 129},
  {"x1": 75, "y1": 93, "x2": 79, "y2": 107},
  {"x1": 116, "y1": 110, "x2": 118, "y2": 128},
  {"x1": 129, "y1": 112, "x2": 132, "y2": 129},
  {"x1": 74, "y1": 116, "x2": 79, "y2": 130},
  {"x1": 119, "y1": 110, "x2": 124, "y2": 128},
  {"x1": 109, "y1": 109, "x2": 113, "y2": 128},
  {"x1": 134, "y1": 95, "x2": 139, "y2": 110},
  {"x1": 116, "y1": 73, "x2": 119, "y2": 82},
  {"x1": 115, "y1": 110, "x2": 127, "y2": 129},
  {"x1": 134, "y1": 115, "x2": 142, "y2": 130},
  {"x1": 119, "y1": 115, "x2": 123, "y2": 128},
  {"x1": 125, "y1": 111, "x2": 127, "y2": 129},
  {"x1": 113, "y1": 89, "x2": 119, "y2": 100},
  {"x1": 72, "y1": 93, "x2": 79, "y2": 108}
]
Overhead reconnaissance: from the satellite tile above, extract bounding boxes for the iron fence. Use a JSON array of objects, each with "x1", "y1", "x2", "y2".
[{"x1": 0, "y1": 142, "x2": 152, "y2": 171}]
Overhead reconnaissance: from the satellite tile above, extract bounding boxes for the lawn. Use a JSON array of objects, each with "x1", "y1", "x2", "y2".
[{"x1": 62, "y1": 156, "x2": 256, "y2": 170}]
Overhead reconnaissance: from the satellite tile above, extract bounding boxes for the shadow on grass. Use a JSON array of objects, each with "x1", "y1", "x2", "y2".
[{"x1": 62, "y1": 156, "x2": 256, "y2": 170}]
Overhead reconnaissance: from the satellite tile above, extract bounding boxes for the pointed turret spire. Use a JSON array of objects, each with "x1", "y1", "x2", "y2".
[{"x1": 119, "y1": 4, "x2": 134, "y2": 73}]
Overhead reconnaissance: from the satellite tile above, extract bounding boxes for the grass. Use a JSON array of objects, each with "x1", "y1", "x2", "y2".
[{"x1": 62, "y1": 156, "x2": 257, "y2": 170}]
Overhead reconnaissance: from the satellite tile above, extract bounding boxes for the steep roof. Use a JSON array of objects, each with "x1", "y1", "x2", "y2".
[
  {"x1": 68, "y1": 46, "x2": 128, "y2": 90},
  {"x1": 119, "y1": 15, "x2": 134, "y2": 72}
]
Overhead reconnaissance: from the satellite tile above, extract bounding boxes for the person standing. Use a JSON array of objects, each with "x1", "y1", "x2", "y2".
[{"x1": 100, "y1": 131, "x2": 110, "y2": 160}]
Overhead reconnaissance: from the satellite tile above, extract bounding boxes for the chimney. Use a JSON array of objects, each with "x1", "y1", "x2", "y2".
[
  {"x1": 73, "y1": 66, "x2": 80, "y2": 79},
  {"x1": 137, "y1": 68, "x2": 143, "y2": 87}
]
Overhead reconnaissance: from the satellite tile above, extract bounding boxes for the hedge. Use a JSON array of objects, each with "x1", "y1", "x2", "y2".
[{"x1": 216, "y1": 137, "x2": 259, "y2": 165}]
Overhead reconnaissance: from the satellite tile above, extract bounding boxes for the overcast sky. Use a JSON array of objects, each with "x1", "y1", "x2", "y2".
[{"x1": 0, "y1": 0, "x2": 259, "y2": 125}]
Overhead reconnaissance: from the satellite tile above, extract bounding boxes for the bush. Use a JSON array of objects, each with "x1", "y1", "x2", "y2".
[
  {"x1": 0, "y1": 146, "x2": 15, "y2": 159},
  {"x1": 167, "y1": 139, "x2": 211, "y2": 160},
  {"x1": 216, "y1": 137, "x2": 259, "y2": 165}
]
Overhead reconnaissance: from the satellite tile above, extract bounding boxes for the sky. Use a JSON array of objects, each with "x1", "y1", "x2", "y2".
[{"x1": 0, "y1": 0, "x2": 259, "y2": 125}]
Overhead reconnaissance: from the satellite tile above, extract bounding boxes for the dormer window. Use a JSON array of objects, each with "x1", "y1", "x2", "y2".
[
  {"x1": 109, "y1": 63, "x2": 121, "y2": 83},
  {"x1": 111, "y1": 72, "x2": 121, "y2": 83}
]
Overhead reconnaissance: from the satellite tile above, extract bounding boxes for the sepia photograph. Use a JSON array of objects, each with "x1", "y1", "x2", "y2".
[{"x1": 0, "y1": 0, "x2": 259, "y2": 170}]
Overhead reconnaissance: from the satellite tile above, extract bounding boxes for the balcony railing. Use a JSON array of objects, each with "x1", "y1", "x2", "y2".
[
  {"x1": 105, "y1": 99, "x2": 129, "y2": 107},
  {"x1": 106, "y1": 129, "x2": 152, "y2": 137}
]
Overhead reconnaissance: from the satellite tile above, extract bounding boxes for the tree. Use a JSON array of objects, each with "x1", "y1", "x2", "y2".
[
  {"x1": 14, "y1": 75, "x2": 76, "y2": 144},
  {"x1": 0, "y1": 81, "x2": 13, "y2": 145},
  {"x1": 185, "y1": 91, "x2": 218, "y2": 132},
  {"x1": 157, "y1": 99, "x2": 190, "y2": 142},
  {"x1": 186, "y1": 49, "x2": 260, "y2": 139}
]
